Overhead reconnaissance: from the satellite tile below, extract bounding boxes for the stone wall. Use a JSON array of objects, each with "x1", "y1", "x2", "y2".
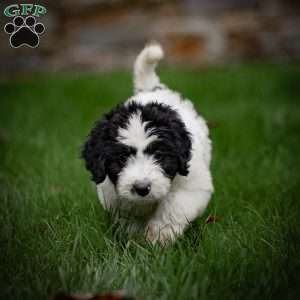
[{"x1": 1, "y1": 0, "x2": 300, "y2": 74}]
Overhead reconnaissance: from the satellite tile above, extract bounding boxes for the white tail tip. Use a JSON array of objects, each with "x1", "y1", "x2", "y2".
[
  {"x1": 134, "y1": 42, "x2": 164, "y2": 92},
  {"x1": 145, "y1": 43, "x2": 164, "y2": 64}
]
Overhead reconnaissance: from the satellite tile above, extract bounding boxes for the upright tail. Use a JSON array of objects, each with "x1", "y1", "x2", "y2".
[{"x1": 134, "y1": 42, "x2": 164, "y2": 93}]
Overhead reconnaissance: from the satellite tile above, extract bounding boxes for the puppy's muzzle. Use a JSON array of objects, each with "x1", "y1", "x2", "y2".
[{"x1": 132, "y1": 180, "x2": 151, "y2": 197}]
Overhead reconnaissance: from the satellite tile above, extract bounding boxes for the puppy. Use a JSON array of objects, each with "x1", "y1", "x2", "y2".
[{"x1": 82, "y1": 43, "x2": 213, "y2": 244}]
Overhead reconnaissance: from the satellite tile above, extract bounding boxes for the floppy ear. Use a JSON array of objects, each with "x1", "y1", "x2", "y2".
[
  {"x1": 175, "y1": 128, "x2": 192, "y2": 177},
  {"x1": 177, "y1": 140, "x2": 191, "y2": 176},
  {"x1": 178, "y1": 158, "x2": 190, "y2": 176},
  {"x1": 81, "y1": 119, "x2": 109, "y2": 184}
]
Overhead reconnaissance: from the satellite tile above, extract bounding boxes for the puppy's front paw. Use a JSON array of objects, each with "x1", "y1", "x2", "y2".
[{"x1": 145, "y1": 223, "x2": 179, "y2": 246}]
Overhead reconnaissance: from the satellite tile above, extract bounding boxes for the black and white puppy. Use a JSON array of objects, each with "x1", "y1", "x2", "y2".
[{"x1": 82, "y1": 43, "x2": 213, "y2": 244}]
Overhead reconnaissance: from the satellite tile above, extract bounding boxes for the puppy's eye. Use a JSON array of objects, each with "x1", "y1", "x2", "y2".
[
  {"x1": 119, "y1": 154, "x2": 129, "y2": 163},
  {"x1": 155, "y1": 151, "x2": 164, "y2": 160},
  {"x1": 129, "y1": 147, "x2": 137, "y2": 156}
]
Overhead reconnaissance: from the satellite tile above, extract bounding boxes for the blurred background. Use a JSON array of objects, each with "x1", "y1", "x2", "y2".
[
  {"x1": 1, "y1": 0, "x2": 300, "y2": 75},
  {"x1": 1, "y1": 2, "x2": 300, "y2": 299}
]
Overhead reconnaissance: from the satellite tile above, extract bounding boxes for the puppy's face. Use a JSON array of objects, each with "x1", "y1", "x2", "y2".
[{"x1": 82, "y1": 101, "x2": 191, "y2": 204}]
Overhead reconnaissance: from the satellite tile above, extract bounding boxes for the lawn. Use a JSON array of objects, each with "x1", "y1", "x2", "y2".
[{"x1": 1, "y1": 65, "x2": 300, "y2": 300}]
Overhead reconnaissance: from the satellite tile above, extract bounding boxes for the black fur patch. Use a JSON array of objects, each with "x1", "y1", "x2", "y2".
[
  {"x1": 81, "y1": 101, "x2": 192, "y2": 184},
  {"x1": 141, "y1": 103, "x2": 191, "y2": 178}
]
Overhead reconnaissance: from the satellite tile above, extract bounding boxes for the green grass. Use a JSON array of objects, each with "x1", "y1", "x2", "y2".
[{"x1": 1, "y1": 65, "x2": 300, "y2": 300}]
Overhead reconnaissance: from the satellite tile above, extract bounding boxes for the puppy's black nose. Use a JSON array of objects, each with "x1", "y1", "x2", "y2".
[{"x1": 133, "y1": 181, "x2": 151, "y2": 197}]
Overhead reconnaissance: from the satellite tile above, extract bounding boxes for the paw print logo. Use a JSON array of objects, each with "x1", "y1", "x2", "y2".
[{"x1": 4, "y1": 16, "x2": 45, "y2": 48}]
